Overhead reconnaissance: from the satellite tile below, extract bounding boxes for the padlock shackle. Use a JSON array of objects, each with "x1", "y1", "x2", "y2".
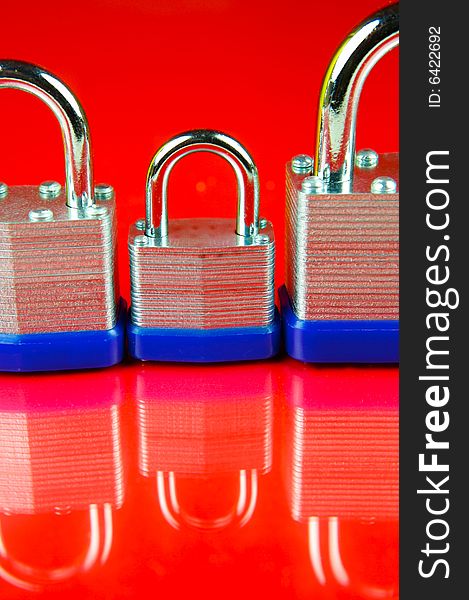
[
  {"x1": 314, "y1": 3, "x2": 399, "y2": 186},
  {"x1": 145, "y1": 129, "x2": 260, "y2": 239},
  {"x1": 0, "y1": 60, "x2": 93, "y2": 209}
]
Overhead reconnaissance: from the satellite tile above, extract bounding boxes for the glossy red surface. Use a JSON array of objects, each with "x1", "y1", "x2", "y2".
[
  {"x1": 1, "y1": 1, "x2": 399, "y2": 597},
  {"x1": 1, "y1": 362, "x2": 398, "y2": 599}
]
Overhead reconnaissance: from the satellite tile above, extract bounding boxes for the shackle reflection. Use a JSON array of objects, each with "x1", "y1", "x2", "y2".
[
  {"x1": 0, "y1": 369, "x2": 124, "y2": 591},
  {"x1": 283, "y1": 362, "x2": 398, "y2": 598},
  {"x1": 134, "y1": 363, "x2": 274, "y2": 531}
]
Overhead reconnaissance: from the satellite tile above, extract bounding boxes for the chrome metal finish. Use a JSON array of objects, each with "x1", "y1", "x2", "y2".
[
  {"x1": 129, "y1": 218, "x2": 275, "y2": 329},
  {"x1": 145, "y1": 130, "x2": 260, "y2": 239},
  {"x1": 129, "y1": 130, "x2": 275, "y2": 331},
  {"x1": 0, "y1": 186, "x2": 118, "y2": 334},
  {"x1": 86, "y1": 204, "x2": 108, "y2": 217},
  {"x1": 0, "y1": 183, "x2": 8, "y2": 199},
  {"x1": 355, "y1": 148, "x2": 379, "y2": 169},
  {"x1": 95, "y1": 184, "x2": 114, "y2": 201},
  {"x1": 286, "y1": 5, "x2": 399, "y2": 324},
  {"x1": 0, "y1": 62, "x2": 118, "y2": 336},
  {"x1": 286, "y1": 154, "x2": 399, "y2": 321},
  {"x1": 39, "y1": 181, "x2": 61, "y2": 199},
  {"x1": 315, "y1": 4, "x2": 399, "y2": 185},
  {"x1": 28, "y1": 208, "x2": 54, "y2": 222},
  {"x1": 0, "y1": 60, "x2": 93, "y2": 209},
  {"x1": 291, "y1": 154, "x2": 313, "y2": 175},
  {"x1": 301, "y1": 176, "x2": 323, "y2": 193},
  {"x1": 254, "y1": 233, "x2": 270, "y2": 245},
  {"x1": 371, "y1": 176, "x2": 397, "y2": 194},
  {"x1": 135, "y1": 219, "x2": 146, "y2": 231},
  {"x1": 134, "y1": 235, "x2": 149, "y2": 247}
]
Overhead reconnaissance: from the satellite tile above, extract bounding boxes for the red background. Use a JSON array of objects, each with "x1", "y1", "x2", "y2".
[
  {"x1": 1, "y1": 1, "x2": 398, "y2": 598},
  {"x1": 1, "y1": 0, "x2": 398, "y2": 296}
]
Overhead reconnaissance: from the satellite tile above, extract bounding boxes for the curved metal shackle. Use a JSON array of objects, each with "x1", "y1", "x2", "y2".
[
  {"x1": 315, "y1": 3, "x2": 399, "y2": 185},
  {"x1": 0, "y1": 60, "x2": 93, "y2": 209},
  {"x1": 145, "y1": 129, "x2": 260, "y2": 239}
]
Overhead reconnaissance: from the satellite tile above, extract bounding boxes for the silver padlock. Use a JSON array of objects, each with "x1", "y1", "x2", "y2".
[
  {"x1": 281, "y1": 4, "x2": 399, "y2": 364},
  {"x1": 127, "y1": 129, "x2": 280, "y2": 362},
  {"x1": 0, "y1": 60, "x2": 125, "y2": 372}
]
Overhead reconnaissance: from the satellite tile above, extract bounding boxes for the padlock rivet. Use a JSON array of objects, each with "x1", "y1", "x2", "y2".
[
  {"x1": 39, "y1": 181, "x2": 61, "y2": 199},
  {"x1": 356, "y1": 148, "x2": 379, "y2": 169},
  {"x1": 29, "y1": 208, "x2": 54, "y2": 222},
  {"x1": 302, "y1": 176, "x2": 323, "y2": 193},
  {"x1": 292, "y1": 154, "x2": 314, "y2": 174},
  {"x1": 0, "y1": 182, "x2": 8, "y2": 199},
  {"x1": 371, "y1": 176, "x2": 397, "y2": 194},
  {"x1": 255, "y1": 234, "x2": 270, "y2": 245},
  {"x1": 95, "y1": 183, "x2": 114, "y2": 200},
  {"x1": 134, "y1": 235, "x2": 149, "y2": 246},
  {"x1": 135, "y1": 219, "x2": 146, "y2": 231},
  {"x1": 86, "y1": 205, "x2": 108, "y2": 217}
]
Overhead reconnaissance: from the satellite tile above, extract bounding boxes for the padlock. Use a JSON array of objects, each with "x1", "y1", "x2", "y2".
[
  {"x1": 127, "y1": 129, "x2": 280, "y2": 362},
  {"x1": 0, "y1": 60, "x2": 125, "y2": 372},
  {"x1": 134, "y1": 363, "x2": 273, "y2": 530},
  {"x1": 280, "y1": 4, "x2": 399, "y2": 363},
  {"x1": 0, "y1": 369, "x2": 124, "y2": 590}
]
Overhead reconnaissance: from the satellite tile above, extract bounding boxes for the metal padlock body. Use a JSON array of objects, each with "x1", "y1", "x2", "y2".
[
  {"x1": 128, "y1": 130, "x2": 280, "y2": 363},
  {"x1": 129, "y1": 218, "x2": 275, "y2": 329},
  {"x1": 280, "y1": 4, "x2": 399, "y2": 363},
  {"x1": 0, "y1": 61, "x2": 125, "y2": 372}
]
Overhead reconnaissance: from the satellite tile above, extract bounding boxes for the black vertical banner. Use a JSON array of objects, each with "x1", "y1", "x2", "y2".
[{"x1": 400, "y1": 0, "x2": 466, "y2": 597}]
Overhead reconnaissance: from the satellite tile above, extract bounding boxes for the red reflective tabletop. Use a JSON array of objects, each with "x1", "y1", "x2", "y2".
[
  {"x1": 0, "y1": 361, "x2": 398, "y2": 599},
  {"x1": 1, "y1": 0, "x2": 399, "y2": 597}
]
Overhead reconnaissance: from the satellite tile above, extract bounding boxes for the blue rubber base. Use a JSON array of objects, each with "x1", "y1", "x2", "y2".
[
  {"x1": 127, "y1": 309, "x2": 281, "y2": 363},
  {"x1": 0, "y1": 299, "x2": 126, "y2": 372},
  {"x1": 279, "y1": 286, "x2": 399, "y2": 364}
]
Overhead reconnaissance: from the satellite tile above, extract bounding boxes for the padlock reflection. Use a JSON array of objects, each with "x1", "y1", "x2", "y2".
[
  {"x1": 0, "y1": 370, "x2": 124, "y2": 591},
  {"x1": 284, "y1": 361, "x2": 398, "y2": 598},
  {"x1": 135, "y1": 363, "x2": 273, "y2": 531}
]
